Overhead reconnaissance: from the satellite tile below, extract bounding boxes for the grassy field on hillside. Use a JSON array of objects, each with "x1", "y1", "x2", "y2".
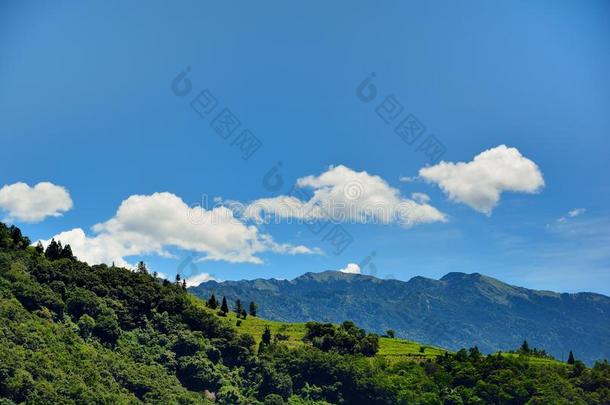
[{"x1": 189, "y1": 295, "x2": 565, "y2": 366}]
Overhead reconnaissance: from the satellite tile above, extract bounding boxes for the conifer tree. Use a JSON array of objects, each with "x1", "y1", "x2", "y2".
[
  {"x1": 261, "y1": 326, "x2": 272, "y2": 345},
  {"x1": 235, "y1": 299, "x2": 243, "y2": 317},
  {"x1": 249, "y1": 301, "x2": 257, "y2": 317},
  {"x1": 207, "y1": 294, "x2": 218, "y2": 309},
  {"x1": 136, "y1": 261, "x2": 148, "y2": 274},
  {"x1": 520, "y1": 340, "x2": 530, "y2": 353},
  {"x1": 35, "y1": 241, "x2": 44, "y2": 255},
  {"x1": 567, "y1": 350, "x2": 575, "y2": 365},
  {"x1": 220, "y1": 296, "x2": 229, "y2": 314},
  {"x1": 59, "y1": 244, "x2": 74, "y2": 260},
  {"x1": 45, "y1": 239, "x2": 61, "y2": 260}
]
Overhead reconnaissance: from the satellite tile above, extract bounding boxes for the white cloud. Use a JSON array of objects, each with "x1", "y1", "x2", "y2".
[
  {"x1": 39, "y1": 192, "x2": 318, "y2": 266},
  {"x1": 0, "y1": 182, "x2": 73, "y2": 223},
  {"x1": 568, "y1": 208, "x2": 586, "y2": 217},
  {"x1": 419, "y1": 145, "x2": 544, "y2": 214},
  {"x1": 399, "y1": 176, "x2": 418, "y2": 183},
  {"x1": 185, "y1": 272, "x2": 216, "y2": 287},
  {"x1": 339, "y1": 263, "x2": 361, "y2": 274},
  {"x1": 411, "y1": 192, "x2": 430, "y2": 204},
  {"x1": 557, "y1": 208, "x2": 586, "y2": 222},
  {"x1": 241, "y1": 165, "x2": 446, "y2": 228}
]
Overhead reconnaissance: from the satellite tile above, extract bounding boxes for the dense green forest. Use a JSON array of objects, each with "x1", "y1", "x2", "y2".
[{"x1": 1, "y1": 223, "x2": 609, "y2": 404}]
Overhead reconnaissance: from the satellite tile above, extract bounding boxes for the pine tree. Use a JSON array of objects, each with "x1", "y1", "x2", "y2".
[
  {"x1": 234, "y1": 299, "x2": 243, "y2": 317},
  {"x1": 241, "y1": 309, "x2": 247, "y2": 319},
  {"x1": 261, "y1": 326, "x2": 272, "y2": 345},
  {"x1": 520, "y1": 340, "x2": 530, "y2": 353},
  {"x1": 9, "y1": 226, "x2": 29, "y2": 249},
  {"x1": 220, "y1": 297, "x2": 229, "y2": 314},
  {"x1": 175, "y1": 274, "x2": 181, "y2": 285},
  {"x1": 136, "y1": 261, "x2": 148, "y2": 274},
  {"x1": 182, "y1": 280, "x2": 187, "y2": 290},
  {"x1": 59, "y1": 244, "x2": 74, "y2": 260},
  {"x1": 35, "y1": 241, "x2": 44, "y2": 255},
  {"x1": 249, "y1": 301, "x2": 257, "y2": 317},
  {"x1": 44, "y1": 239, "x2": 61, "y2": 260},
  {"x1": 567, "y1": 350, "x2": 575, "y2": 365},
  {"x1": 207, "y1": 294, "x2": 218, "y2": 309}
]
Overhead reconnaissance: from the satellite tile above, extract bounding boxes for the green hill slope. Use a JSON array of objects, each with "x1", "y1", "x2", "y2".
[
  {"x1": 1, "y1": 222, "x2": 609, "y2": 404},
  {"x1": 189, "y1": 295, "x2": 448, "y2": 362},
  {"x1": 189, "y1": 270, "x2": 610, "y2": 365}
]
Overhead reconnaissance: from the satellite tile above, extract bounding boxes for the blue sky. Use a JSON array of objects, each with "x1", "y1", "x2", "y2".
[{"x1": 1, "y1": 0, "x2": 609, "y2": 294}]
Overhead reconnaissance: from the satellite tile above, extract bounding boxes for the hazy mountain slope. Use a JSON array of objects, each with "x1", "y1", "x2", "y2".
[{"x1": 189, "y1": 271, "x2": 610, "y2": 364}]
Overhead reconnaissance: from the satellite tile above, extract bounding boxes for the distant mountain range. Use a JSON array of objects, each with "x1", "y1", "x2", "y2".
[{"x1": 189, "y1": 270, "x2": 610, "y2": 364}]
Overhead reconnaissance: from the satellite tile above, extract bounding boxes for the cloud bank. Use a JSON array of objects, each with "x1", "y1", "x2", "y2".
[
  {"x1": 241, "y1": 165, "x2": 447, "y2": 227},
  {"x1": 40, "y1": 192, "x2": 318, "y2": 267}
]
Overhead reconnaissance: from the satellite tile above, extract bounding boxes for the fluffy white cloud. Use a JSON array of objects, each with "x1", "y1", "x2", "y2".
[
  {"x1": 0, "y1": 182, "x2": 73, "y2": 223},
  {"x1": 419, "y1": 145, "x2": 544, "y2": 214},
  {"x1": 241, "y1": 165, "x2": 446, "y2": 228},
  {"x1": 39, "y1": 192, "x2": 318, "y2": 266},
  {"x1": 185, "y1": 272, "x2": 216, "y2": 287},
  {"x1": 339, "y1": 263, "x2": 361, "y2": 274}
]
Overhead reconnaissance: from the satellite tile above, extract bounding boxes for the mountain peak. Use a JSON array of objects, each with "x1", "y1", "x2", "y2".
[
  {"x1": 293, "y1": 270, "x2": 366, "y2": 282},
  {"x1": 440, "y1": 272, "x2": 483, "y2": 281}
]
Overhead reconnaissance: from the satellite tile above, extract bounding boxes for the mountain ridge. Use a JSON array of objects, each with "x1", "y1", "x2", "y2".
[{"x1": 190, "y1": 270, "x2": 610, "y2": 364}]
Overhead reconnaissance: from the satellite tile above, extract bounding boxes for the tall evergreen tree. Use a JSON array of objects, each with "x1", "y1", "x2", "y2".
[
  {"x1": 259, "y1": 326, "x2": 272, "y2": 353},
  {"x1": 261, "y1": 326, "x2": 272, "y2": 345},
  {"x1": 249, "y1": 301, "x2": 257, "y2": 317},
  {"x1": 175, "y1": 273, "x2": 181, "y2": 285},
  {"x1": 520, "y1": 340, "x2": 530, "y2": 353},
  {"x1": 136, "y1": 261, "x2": 148, "y2": 274},
  {"x1": 220, "y1": 297, "x2": 229, "y2": 314},
  {"x1": 234, "y1": 299, "x2": 243, "y2": 317},
  {"x1": 567, "y1": 350, "x2": 575, "y2": 365},
  {"x1": 59, "y1": 244, "x2": 74, "y2": 260},
  {"x1": 35, "y1": 241, "x2": 44, "y2": 255},
  {"x1": 44, "y1": 239, "x2": 61, "y2": 260},
  {"x1": 207, "y1": 294, "x2": 218, "y2": 309},
  {"x1": 9, "y1": 226, "x2": 29, "y2": 249}
]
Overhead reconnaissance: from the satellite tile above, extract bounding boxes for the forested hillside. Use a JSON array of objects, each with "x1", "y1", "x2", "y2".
[
  {"x1": 190, "y1": 270, "x2": 610, "y2": 365},
  {"x1": 1, "y1": 222, "x2": 610, "y2": 404}
]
